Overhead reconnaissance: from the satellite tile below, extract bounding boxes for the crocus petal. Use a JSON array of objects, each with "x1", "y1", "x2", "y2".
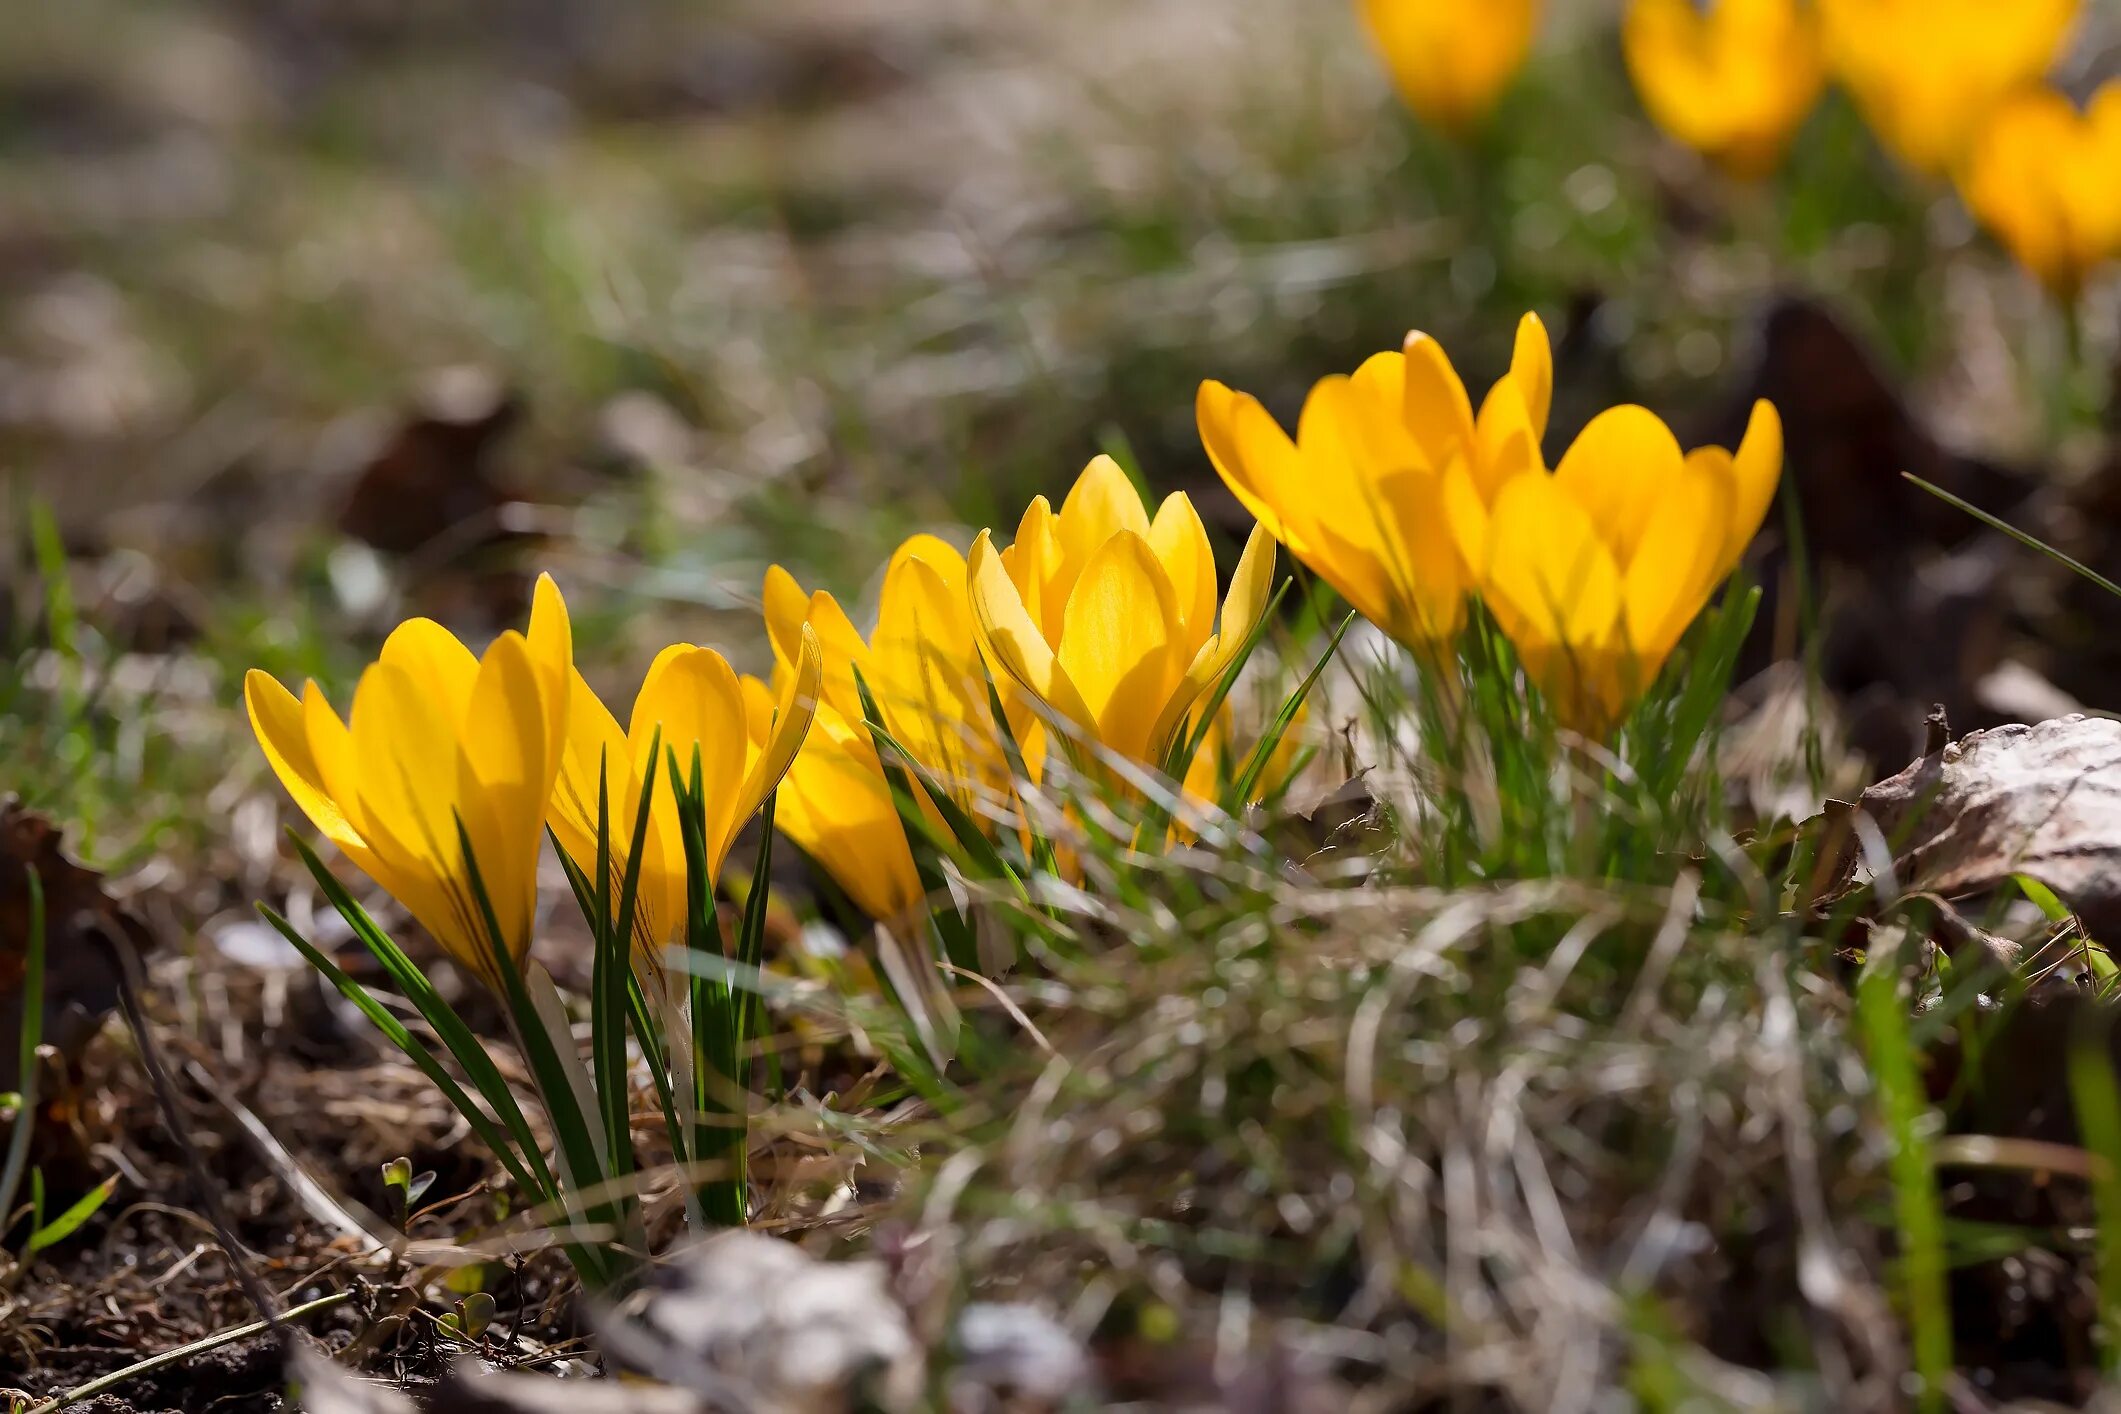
[
  {"x1": 303, "y1": 681, "x2": 372, "y2": 845},
  {"x1": 730, "y1": 623, "x2": 822, "y2": 871},
  {"x1": 376, "y1": 618, "x2": 479, "y2": 724},
  {"x1": 1471, "y1": 376, "x2": 1545, "y2": 499},
  {"x1": 456, "y1": 630, "x2": 548, "y2": 966},
  {"x1": 547, "y1": 670, "x2": 644, "y2": 901},
  {"x1": 1053, "y1": 531, "x2": 1186, "y2": 764},
  {"x1": 1508, "y1": 311, "x2": 1553, "y2": 441},
  {"x1": 1484, "y1": 473, "x2": 1623, "y2": 663},
  {"x1": 631, "y1": 644, "x2": 752, "y2": 880},
  {"x1": 525, "y1": 573, "x2": 573, "y2": 787},
  {"x1": 1147, "y1": 491, "x2": 1219, "y2": 650},
  {"x1": 1056, "y1": 455, "x2": 1152, "y2": 574},
  {"x1": 1401, "y1": 332, "x2": 1477, "y2": 473},
  {"x1": 762, "y1": 565, "x2": 814, "y2": 671},
  {"x1": 348, "y1": 660, "x2": 483, "y2": 966},
  {"x1": 1153, "y1": 523, "x2": 1278, "y2": 757},
  {"x1": 1551, "y1": 404, "x2": 1687, "y2": 568},
  {"x1": 1719, "y1": 398, "x2": 1784, "y2": 576},
  {"x1": 967, "y1": 529, "x2": 1097, "y2": 740},
  {"x1": 244, "y1": 670, "x2": 374, "y2": 866},
  {"x1": 1197, "y1": 380, "x2": 1307, "y2": 549},
  {"x1": 1623, "y1": 459, "x2": 1735, "y2": 670}
]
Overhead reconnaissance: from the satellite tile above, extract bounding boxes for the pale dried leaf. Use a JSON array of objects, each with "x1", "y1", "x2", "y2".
[{"x1": 1858, "y1": 714, "x2": 2121, "y2": 936}]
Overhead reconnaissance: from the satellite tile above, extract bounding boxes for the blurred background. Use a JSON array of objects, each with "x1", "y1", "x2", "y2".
[{"x1": 4, "y1": 0, "x2": 2121, "y2": 870}]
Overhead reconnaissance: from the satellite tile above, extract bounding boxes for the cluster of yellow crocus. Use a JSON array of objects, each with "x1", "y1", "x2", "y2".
[
  {"x1": 247, "y1": 575, "x2": 823, "y2": 984},
  {"x1": 1622, "y1": 0, "x2": 1825, "y2": 181},
  {"x1": 1201, "y1": 314, "x2": 1782, "y2": 736},
  {"x1": 249, "y1": 453, "x2": 1282, "y2": 965},
  {"x1": 1959, "y1": 81, "x2": 2121, "y2": 299},
  {"x1": 1821, "y1": 0, "x2": 2078, "y2": 179}
]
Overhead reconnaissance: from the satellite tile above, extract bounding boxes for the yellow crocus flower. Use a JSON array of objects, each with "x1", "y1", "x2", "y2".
[
  {"x1": 1460, "y1": 400, "x2": 1784, "y2": 736},
  {"x1": 757, "y1": 535, "x2": 1013, "y2": 924},
  {"x1": 1623, "y1": 0, "x2": 1825, "y2": 180},
  {"x1": 245, "y1": 575, "x2": 574, "y2": 987},
  {"x1": 1357, "y1": 0, "x2": 1541, "y2": 134},
  {"x1": 1820, "y1": 0, "x2": 2078, "y2": 177},
  {"x1": 545, "y1": 625, "x2": 821, "y2": 973},
  {"x1": 967, "y1": 455, "x2": 1276, "y2": 777},
  {"x1": 1960, "y1": 81, "x2": 2121, "y2": 299},
  {"x1": 1197, "y1": 313, "x2": 1553, "y2": 651}
]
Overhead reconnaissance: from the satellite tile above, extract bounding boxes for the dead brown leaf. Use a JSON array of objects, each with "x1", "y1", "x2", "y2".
[
  {"x1": 0, "y1": 797, "x2": 151, "y2": 1093},
  {"x1": 1856, "y1": 714, "x2": 2121, "y2": 938}
]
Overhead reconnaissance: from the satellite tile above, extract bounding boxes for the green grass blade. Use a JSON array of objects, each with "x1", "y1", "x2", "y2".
[
  {"x1": 1857, "y1": 960, "x2": 1951, "y2": 1412},
  {"x1": 255, "y1": 906, "x2": 546, "y2": 1202},
  {"x1": 27, "y1": 1174, "x2": 115, "y2": 1254},
  {"x1": 453, "y1": 818, "x2": 625, "y2": 1279},
  {"x1": 2069, "y1": 1007, "x2": 2121, "y2": 1375},
  {"x1": 286, "y1": 834, "x2": 561, "y2": 1203},
  {"x1": 1905, "y1": 473, "x2": 2121, "y2": 600},
  {"x1": 0, "y1": 866, "x2": 46, "y2": 1232},
  {"x1": 1223, "y1": 610, "x2": 1353, "y2": 816}
]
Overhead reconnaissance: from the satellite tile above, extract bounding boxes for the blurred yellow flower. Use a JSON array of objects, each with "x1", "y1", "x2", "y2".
[
  {"x1": 1357, "y1": 0, "x2": 1540, "y2": 133},
  {"x1": 968, "y1": 455, "x2": 1276, "y2": 777},
  {"x1": 1961, "y1": 81, "x2": 2121, "y2": 299},
  {"x1": 1623, "y1": 0, "x2": 1824, "y2": 180},
  {"x1": 1198, "y1": 313, "x2": 1553, "y2": 652},
  {"x1": 1821, "y1": 0, "x2": 2078, "y2": 177},
  {"x1": 545, "y1": 624, "x2": 821, "y2": 973},
  {"x1": 246, "y1": 575, "x2": 574, "y2": 986},
  {"x1": 758, "y1": 535, "x2": 1015, "y2": 924},
  {"x1": 1455, "y1": 400, "x2": 1784, "y2": 735}
]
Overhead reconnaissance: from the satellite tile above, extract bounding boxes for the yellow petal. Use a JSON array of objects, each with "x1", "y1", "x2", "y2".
[
  {"x1": 1508, "y1": 311, "x2": 1553, "y2": 440},
  {"x1": 1197, "y1": 380, "x2": 1307, "y2": 549},
  {"x1": 762, "y1": 565, "x2": 814, "y2": 673},
  {"x1": 630, "y1": 644, "x2": 751, "y2": 886},
  {"x1": 1550, "y1": 405, "x2": 1687, "y2": 568},
  {"x1": 967, "y1": 528, "x2": 1097, "y2": 740},
  {"x1": 457, "y1": 630, "x2": 548, "y2": 966},
  {"x1": 244, "y1": 670, "x2": 374, "y2": 866},
  {"x1": 303, "y1": 681, "x2": 371, "y2": 845},
  {"x1": 1623, "y1": 458, "x2": 1735, "y2": 671},
  {"x1": 886, "y1": 533, "x2": 969, "y2": 587},
  {"x1": 1719, "y1": 398, "x2": 1784, "y2": 575},
  {"x1": 1153, "y1": 523, "x2": 1278, "y2": 756},
  {"x1": 1056, "y1": 454, "x2": 1151, "y2": 573},
  {"x1": 1004, "y1": 496, "x2": 1066, "y2": 641},
  {"x1": 1484, "y1": 474, "x2": 1625, "y2": 730},
  {"x1": 1471, "y1": 376, "x2": 1545, "y2": 499},
  {"x1": 1054, "y1": 530, "x2": 1187, "y2": 763},
  {"x1": 730, "y1": 623, "x2": 822, "y2": 872},
  {"x1": 347, "y1": 660, "x2": 484, "y2": 967},
  {"x1": 1400, "y1": 332, "x2": 1477, "y2": 472},
  {"x1": 546, "y1": 670, "x2": 645, "y2": 903},
  {"x1": 775, "y1": 712, "x2": 925, "y2": 923},
  {"x1": 1146, "y1": 491, "x2": 1219, "y2": 650},
  {"x1": 525, "y1": 572, "x2": 573, "y2": 791},
  {"x1": 375, "y1": 619, "x2": 478, "y2": 724}
]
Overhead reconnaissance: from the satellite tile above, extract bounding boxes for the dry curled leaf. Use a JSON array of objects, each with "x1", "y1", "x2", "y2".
[
  {"x1": 1857, "y1": 714, "x2": 2121, "y2": 937},
  {"x1": 0, "y1": 797, "x2": 151, "y2": 1092}
]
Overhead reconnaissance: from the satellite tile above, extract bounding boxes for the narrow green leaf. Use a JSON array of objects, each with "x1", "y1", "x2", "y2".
[
  {"x1": 1223, "y1": 610, "x2": 1354, "y2": 816},
  {"x1": 287, "y1": 835, "x2": 560, "y2": 1202},
  {"x1": 1857, "y1": 960, "x2": 1950, "y2": 1412},
  {"x1": 27, "y1": 1175, "x2": 115, "y2": 1253}
]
